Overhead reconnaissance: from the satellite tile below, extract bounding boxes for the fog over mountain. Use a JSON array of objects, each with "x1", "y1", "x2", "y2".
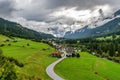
[{"x1": 0, "y1": 0, "x2": 120, "y2": 37}]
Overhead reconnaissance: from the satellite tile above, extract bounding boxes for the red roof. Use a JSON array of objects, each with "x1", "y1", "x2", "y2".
[{"x1": 52, "y1": 52, "x2": 59, "y2": 55}]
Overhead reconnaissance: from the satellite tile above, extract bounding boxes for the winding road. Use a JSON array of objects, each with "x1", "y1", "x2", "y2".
[{"x1": 46, "y1": 50, "x2": 66, "y2": 80}]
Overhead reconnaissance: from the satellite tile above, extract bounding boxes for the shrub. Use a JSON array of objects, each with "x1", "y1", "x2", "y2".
[
  {"x1": 0, "y1": 44, "x2": 5, "y2": 47},
  {"x1": 8, "y1": 57, "x2": 24, "y2": 67},
  {"x1": 42, "y1": 48, "x2": 46, "y2": 51},
  {"x1": 72, "y1": 53, "x2": 75, "y2": 57},
  {"x1": 13, "y1": 40, "x2": 18, "y2": 43},
  {"x1": 22, "y1": 46, "x2": 25, "y2": 47},
  {"x1": 107, "y1": 56, "x2": 112, "y2": 60},
  {"x1": 6, "y1": 39, "x2": 10, "y2": 42},
  {"x1": 8, "y1": 44, "x2": 11, "y2": 46},
  {"x1": 27, "y1": 43, "x2": 30, "y2": 46},
  {"x1": 94, "y1": 72, "x2": 98, "y2": 74},
  {"x1": 0, "y1": 49, "x2": 3, "y2": 55},
  {"x1": 0, "y1": 63, "x2": 18, "y2": 80},
  {"x1": 0, "y1": 56, "x2": 18, "y2": 80},
  {"x1": 57, "y1": 54, "x2": 62, "y2": 58},
  {"x1": 76, "y1": 53, "x2": 80, "y2": 58},
  {"x1": 112, "y1": 57, "x2": 120, "y2": 63},
  {"x1": 95, "y1": 53, "x2": 101, "y2": 57},
  {"x1": 66, "y1": 55, "x2": 71, "y2": 57}
]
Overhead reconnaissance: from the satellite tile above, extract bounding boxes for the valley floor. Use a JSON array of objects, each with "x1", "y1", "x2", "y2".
[{"x1": 55, "y1": 52, "x2": 120, "y2": 80}]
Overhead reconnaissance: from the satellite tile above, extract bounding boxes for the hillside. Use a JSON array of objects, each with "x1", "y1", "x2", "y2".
[
  {"x1": 114, "y1": 10, "x2": 120, "y2": 17},
  {"x1": 0, "y1": 18, "x2": 54, "y2": 40},
  {"x1": 64, "y1": 17, "x2": 120, "y2": 39},
  {"x1": 55, "y1": 52, "x2": 120, "y2": 80},
  {"x1": 64, "y1": 10, "x2": 120, "y2": 39},
  {"x1": 0, "y1": 34, "x2": 57, "y2": 80}
]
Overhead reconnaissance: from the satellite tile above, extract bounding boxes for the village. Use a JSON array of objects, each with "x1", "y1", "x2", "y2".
[{"x1": 51, "y1": 41, "x2": 80, "y2": 58}]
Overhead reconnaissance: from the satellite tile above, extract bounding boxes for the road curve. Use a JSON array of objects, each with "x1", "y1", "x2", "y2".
[{"x1": 46, "y1": 51, "x2": 66, "y2": 80}]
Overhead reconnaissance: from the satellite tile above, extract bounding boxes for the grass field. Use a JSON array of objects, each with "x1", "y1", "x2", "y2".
[
  {"x1": 96, "y1": 35, "x2": 120, "y2": 40},
  {"x1": 55, "y1": 52, "x2": 120, "y2": 80},
  {"x1": 0, "y1": 35, "x2": 57, "y2": 80}
]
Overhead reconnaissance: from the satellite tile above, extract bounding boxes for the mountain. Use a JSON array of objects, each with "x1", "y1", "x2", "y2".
[
  {"x1": 0, "y1": 18, "x2": 54, "y2": 40},
  {"x1": 64, "y1": 10, "x2": 120, "y2": 39},
  {"x1": 114, "y1": 10, "x2": 120, "y2": 17},
  {"x1": 64, "y1": 26, "x2": 92, "y2": 38}
]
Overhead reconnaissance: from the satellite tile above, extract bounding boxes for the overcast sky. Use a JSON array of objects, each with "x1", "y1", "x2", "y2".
[{"x1": 0, "y1": 0, "x2": 120, "y2": 37}]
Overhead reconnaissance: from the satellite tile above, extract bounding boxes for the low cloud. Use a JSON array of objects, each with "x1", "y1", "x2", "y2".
[
  {"x1": 0, "y1": 0, "x2": 120, "y2": 36},
  {"x1": 0, "y1": 0, "x2": 16, "y2": 18}
]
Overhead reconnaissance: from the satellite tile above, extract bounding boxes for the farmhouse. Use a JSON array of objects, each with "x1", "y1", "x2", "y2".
[{"x1": 51, "y1": 52, "x2": 59, "y2": 57}]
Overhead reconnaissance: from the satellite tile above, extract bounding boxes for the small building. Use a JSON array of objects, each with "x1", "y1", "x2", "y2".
[{"x1": 51, "y1": 52, "x2": 60, "y2": 57}]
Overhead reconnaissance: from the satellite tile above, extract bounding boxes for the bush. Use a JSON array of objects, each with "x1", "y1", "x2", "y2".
[
  {"x1": 0, "y1": 49, "x2": 3, "y2": 55},
  {"x1": 107, "y1": 56, "x2": 112, "y2": 60},
  {"x1": 72, "y1": 53, "x2": 76, "y2": 57},
  {"x1": 22, "y1": 46, "x2": 25, "y2": 47},
  {"x1": 0, "y1": 44, "x2": 5, "y2": 47},
  {"x1": 94, "y1": 72, "x2": 98, "y2": 74},
  {"x1": 57, "y1": 54, "x2": 62, "y2": 58},
  {"x1": 42, "y1": 48, "x2": 46, "y2": 51},
  {"x1": 101, "y1": 53, "x2": 109, "y2": 58},
  {"x1": 0, "y1": 63, "x2": 18, "y2": 80},
  {"x1": 13, "y1": 40, "x2": 18, "y2": 43},
  {"x1": 8, "y1": 57, "x2": 24, "y2": 67},
  {"x1": 76, "y1": 53, "x2": 80, "y2": 58},
  {"x1": 27, "y1": 43, "x2": 30, "y2": 46},
  {"x1": 112, "y1": 57, "x2": 120, "y2": 63},
  {"x1": 8, "y1": 44, "x2": 11, "y2": 46},
  {"x1": 0, "y1": 56, "x2": 18, "y2": 80},
  {"x1": 5, "y1": 39, "x2": 10, "y2": 42},
  {"x1": 66, "y1": 55, "x2": 71, "y2": 57},
  {"x1": 95, "y1": 53, "x2": 101, "y2": 57}
]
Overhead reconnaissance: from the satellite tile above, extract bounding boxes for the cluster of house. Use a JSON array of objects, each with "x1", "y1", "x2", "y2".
[
  {"x1": 50, "y1": 41, "x2": 81, "y2": 58},
  {"x1": 51, "y1": 45, "x2": 79, "y2": 58}
]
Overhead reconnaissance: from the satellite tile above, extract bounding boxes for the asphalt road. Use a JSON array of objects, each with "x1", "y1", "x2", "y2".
[{"x1": 46, "y1": 50, "x2": 66, "y2": 80}]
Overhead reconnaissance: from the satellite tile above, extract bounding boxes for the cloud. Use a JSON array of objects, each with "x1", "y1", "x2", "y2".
[
  {"x1": 0, "y1": 0, "x2": 120, "y2": 37},
  {"x1": 45, "y1": 0, "x2": 117, "y2": 10},
  {"x1": 0, "y1": 0, "x2": 119, "y2": 19},
  {"x1": 0, "y1": 0, "x2": 15, "y2": 18},
  {"x1": 11, "y1": 0, "x2": 119, "y2": 21}
]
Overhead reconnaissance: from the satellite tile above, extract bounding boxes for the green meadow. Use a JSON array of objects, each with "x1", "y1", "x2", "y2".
[
  {"x1": 96, "y1": 35, "x2": 120, "y2": 41},
  {"x1": 1, "y1": 34, "x2": 120, "y2": 80},
  {"x1": 55, "y1": 52, "x2": 120, "y2": 80},
  {"x1": 0, "y1": 35, "x2": 57, "y2": 80}
]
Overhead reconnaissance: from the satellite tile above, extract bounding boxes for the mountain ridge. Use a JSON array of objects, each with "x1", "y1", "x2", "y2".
[
  {"x1": 64, "y1": 10, "x2": 120, "y2": 39},
  {"x1": 0, "y1": 18, "x2": 54, "y2": 40}
]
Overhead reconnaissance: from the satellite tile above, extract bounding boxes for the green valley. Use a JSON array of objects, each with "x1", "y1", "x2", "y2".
[
  {"x1": 0, "y1": 2, "x2": 120, "y2": 80},
  {"x1": 0, "y1": 35, "x2": 57, "y2": 80},
  {"x1": 55, "y1": 52, "x2": 120, "y2": 80}
]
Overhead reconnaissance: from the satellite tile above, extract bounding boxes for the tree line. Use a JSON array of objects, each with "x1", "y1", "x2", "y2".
[
  {"x1": 0, "y1": 18, "x2": 54, "y2": 42},
  {"x1": 55, "y1": 35, "x2": 120, "y2": 63}
]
